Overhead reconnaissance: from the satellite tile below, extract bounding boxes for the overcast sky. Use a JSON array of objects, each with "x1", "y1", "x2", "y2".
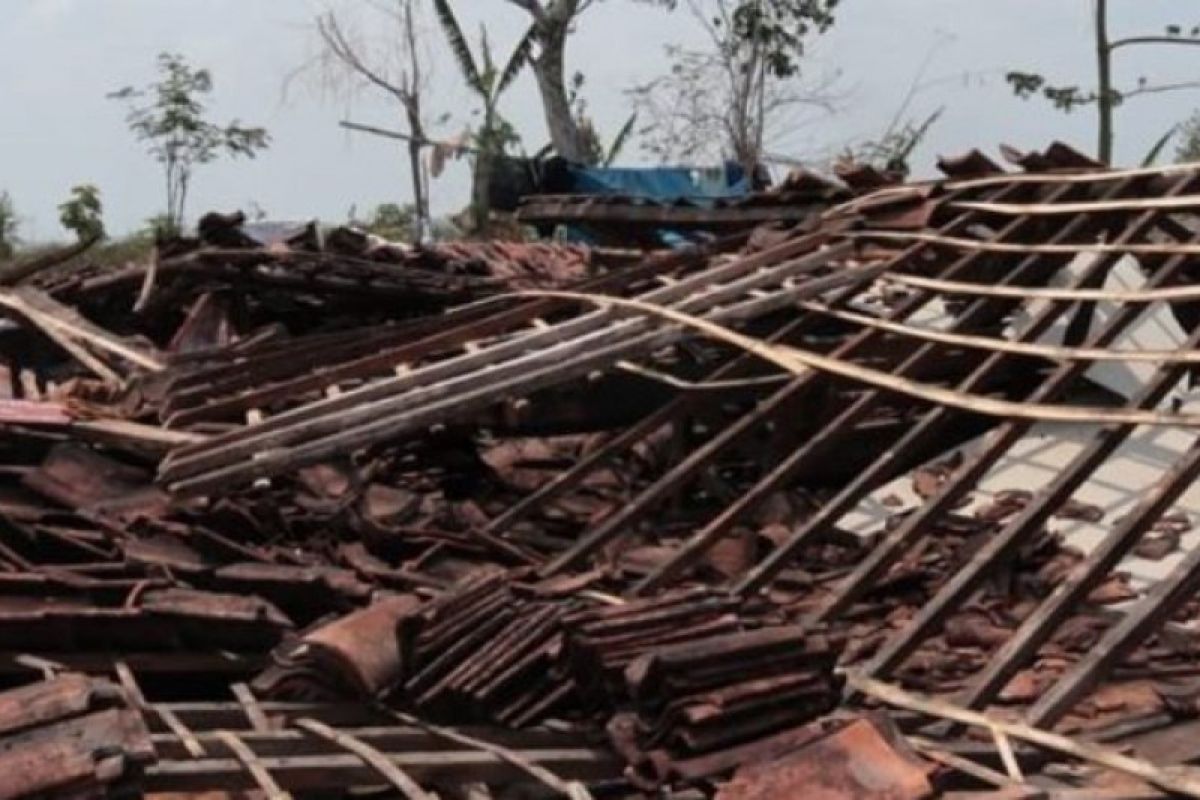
[{"x1": 3, "y1": 0, "x2": 1200, "y2": 240}]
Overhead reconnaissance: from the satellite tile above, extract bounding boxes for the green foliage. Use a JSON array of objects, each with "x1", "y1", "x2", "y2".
[
  {"x1": 433, "y1": 0, "x2": 481, "y2": 87},
  {"x1": 0, "y1": 192, "x2": 16, "y2": 260},
  {"x1": 111, "y1": 53, "x2": 270, "y2": 234},
  {"x1": 1008, "y1": 21, "x2": 1200, "y2": 110},
  {"x1": 433, "y1": 0, "x2": 529, "y2": 144},
  {"x1": 567, "y1": 72, "x2": 605, "y2": 165},
  {"x1": 433, "y1": 0, "x2": 533, "y2": 230},
  {"x1": 475, "y1": 116, "x2": 522, "y2": 158},
  {"x1": 1177, "y1": 111, "x2": 1200, "y2": 162},
  {"x1": 144, "y1": 213, "x2": 178, "y2": 241},
  {"x1": 467, "y1": 28, "x2": 526, "y2": 156},
  {"x1": 503, "y1": 0, "x2": 837, "y2": 163},
  {"x1": 92, "y1": 233, "x2": 156, "y2": 268},
  {"x1": 631, "y1": 0, "x2": 840, "y2": 172},
  {"x1": 498, "y1": 26, "x2": 536, "y2": 97},
  {"x1": 647, "y1": 0, "x2": 840, "y2": 77},
  {"x1": 724, "y1": 0, "x2": 839, "y2": 78},
  {"x1": 1006, "y1": 71, "x2": 1118, "y2": 112},
  {"x1": 605, "y1": 112, "x2": 638, "y2": 167},
  {"x1": 846, "y1": 108, "x2": 944, "y2": 177},
  {"x1": 1008, "y1": 15, "x2": 1200, "y2": 162},
  {"x1": 354, "y1": 203, "x2": 417, "y2": 243},
  {"x1": 58, "y1": 185, "x2": 105, "y2": 243}
]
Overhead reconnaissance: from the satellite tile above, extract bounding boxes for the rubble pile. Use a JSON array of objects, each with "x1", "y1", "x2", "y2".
[
  {"x1": 0, "y1": 675, "x2": 153, "y2": 800},
  {"x1": 6, "y1": 143, "x2": 1200, "y2": 797},
  {"x1": 611, "y1": 625, "x2": 844, "y2": 787}
]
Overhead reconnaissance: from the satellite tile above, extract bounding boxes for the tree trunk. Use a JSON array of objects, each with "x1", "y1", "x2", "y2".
[
  {"x1": 744, "y1": 43, "x2": 768, "y2": 179},
  {"x1": 166, "y1": 161, "x2": 182, "y2": 236},
  {"x1": 0, "y1": 234, "x2": 100, "y2": 286},
  {"x1": 531, "y1": 20, "x2": 589, "y2": 163},
  {"x1": 177, "y1": 171, "x2": 190, "y2": 235},
  {"x1": 471, "y1": 152, "x2": 493, "y2": 234},
  {"x1": 401, "y1": 0, "x2": 429, "y2": 242},
  {"x1": 471, "y1": 115, "x2": 492, "y2": 233},
  {"x1": 407, "y1": 138, "x2": 427, "y2": 243},
  {"x1": 405, "y1": 104, "x2": 429, "y2": 243},
  {"x1": 1095, "y1": 0, "x2": 1114, "y2": 163},
  {"x1": 471, "y1": 106, "x2": 496, "y2": 234}
]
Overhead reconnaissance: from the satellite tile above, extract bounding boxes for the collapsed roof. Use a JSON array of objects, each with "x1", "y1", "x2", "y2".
[{"x1": 6, "y1": 142, "x2": 1200, "y2": 798}]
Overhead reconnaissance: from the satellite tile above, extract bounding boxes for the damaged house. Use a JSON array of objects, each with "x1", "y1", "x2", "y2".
[{"x1": 5, "y1": 143, "x2": 1200, "y2": 798}]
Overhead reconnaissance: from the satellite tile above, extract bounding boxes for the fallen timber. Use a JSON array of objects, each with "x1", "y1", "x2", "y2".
[{"x1": 5, "y1": 143, "x2": 1200, "y2": 797}]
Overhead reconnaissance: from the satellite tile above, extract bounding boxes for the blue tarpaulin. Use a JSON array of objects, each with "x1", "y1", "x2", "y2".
[
  {"x1": 563, "y1": 161, "x2": 749, "y2": 204},
  {"x1": 542, "y1": 160, "x2": 751, "y2": 245}
]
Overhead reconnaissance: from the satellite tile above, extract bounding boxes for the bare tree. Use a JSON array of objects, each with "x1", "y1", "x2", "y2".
[
  {"x1": 434, "y1": 0, "x2": 533, "y2": 232},
  {"x1": 500, "y1": 0, "x2": 595, "y2": 163},
  {"x1": 628, "y1": 0, "x2": 840, "y2": 175},
  {"x1": 1008, "y1": 0, "x2": 1200, "y2": 164},
  {"x1": 311, "y1": 1, "x2": 433, "y2": 241},
  {"x1": 502, "y1": 0, "x2": 836, "y2": 165}
]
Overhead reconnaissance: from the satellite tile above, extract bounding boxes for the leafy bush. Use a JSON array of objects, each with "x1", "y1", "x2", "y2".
[
  {"x1": 58, "y1": 185, "x2": 105, "y2": 243},
  {"x1": 0, "y1": 192, "x2": 17, "y2": 260}
]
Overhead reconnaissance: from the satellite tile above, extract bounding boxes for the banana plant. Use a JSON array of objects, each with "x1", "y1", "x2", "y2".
[{"x1": 433, "y1": 0, "x2": 534, "y2": 232}]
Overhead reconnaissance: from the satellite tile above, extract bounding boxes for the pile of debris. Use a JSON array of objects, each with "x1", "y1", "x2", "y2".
[
  {"x1": 8, "y1": 142, "x2": 1200, "y2": 798},
  {"x1": 0, "y1": 675, "x2": 153, "y2": 800}
]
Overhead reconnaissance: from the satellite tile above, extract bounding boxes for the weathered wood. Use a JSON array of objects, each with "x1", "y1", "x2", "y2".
[
  {"x1": 955, "y1": 194, "x2": 1200, "y2": 215},
  {"x1": 959, "y1": 433, "x2": 1200, "y2": 713},
  {"x1": 807, "y1": 177, "x2": 1200, "y2": 622},
  {"x1": 887, "y1": 272, "x2": 1200, "y2": 303},
  {"x1": 214, "y1": 730, "x2": 292, "y2": 800},
  {"x1": 799, "y1": 300, "x2": 1200, "y2": 363},
  {"x1": 162, "y1": 244, "x2": 852, "y2": 495},
  {"x1": 524, "y1": 291, "x2": 1200, "y2": 429},
  {"x1": 0, "y1": 235, "x2": 98, "y2": 286},
  {"x1": 294, "y1": 718, "x2": 435, "y2": 800},
  {"x1": 847, "y1": 672, "x2": 1200, "y2": 799},
  {"x1": 142, "y1": 747, "x2": 619, "y2": 792},
  {"x1": 849, "y1": 229, "x2": 1200, "y2": 257},
  {"x1": 627, "y1": 179, "x2": 1113, "y2": 592},
  {"x1": 1027, "y1": 534, "x2": 1200, "y2": 727}
]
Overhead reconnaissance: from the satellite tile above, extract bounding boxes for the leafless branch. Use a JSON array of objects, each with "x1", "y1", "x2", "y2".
[
  {"x1": 316, "y1": 11, "x2": 407, "y2": 102},
  {"x1": 879, "y1": 31, "x2": 954, "y2": 141},
  {"x1": 297, "y1": 1, "x2": 434, "y2": 240},
  {"x1": 629, "y1": 17, "x2": 843, "y2": 169},
  {"x1": 1110, "y1": 35, "x2": 1200, "y2": 51},
  {"x1": 1120, "y1": 80, "x2": 1200, "y2": 100}
]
